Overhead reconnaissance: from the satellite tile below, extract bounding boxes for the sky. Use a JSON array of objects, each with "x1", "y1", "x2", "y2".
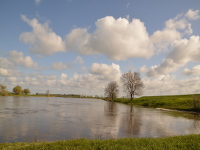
[{"x1": 0, "y1": 0, "x2": 200, "y2": 97}]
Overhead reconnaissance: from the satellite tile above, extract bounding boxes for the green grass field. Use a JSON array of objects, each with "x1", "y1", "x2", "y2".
[
  {"x1": 113, "y1": 95, "x2": 200, "y2": 112},
  {"x1": 0, "y1": 134, "x2": 199, "y2": 150}
]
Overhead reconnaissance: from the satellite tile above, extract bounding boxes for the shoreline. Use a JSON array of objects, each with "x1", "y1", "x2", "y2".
[{"x1": 110, "y1": 95, "x2": 200, "y2": 113}]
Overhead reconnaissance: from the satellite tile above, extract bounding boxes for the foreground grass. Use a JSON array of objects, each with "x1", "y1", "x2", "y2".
[
  {"x1": 113, "y1": 95, "x2": 200, "y2": 112},
  {"x1": 0, "y1": 134, "x2": 199, "y2": 150}
]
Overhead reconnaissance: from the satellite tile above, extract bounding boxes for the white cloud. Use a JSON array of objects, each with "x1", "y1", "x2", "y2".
[
  {"x1": 7, "y1": 77, "x2": 18, "y2": 83},
  {"x1": 89, "y1": 63, "x2": 121, "y2": 81},
  {"x1": 19, "y1": 9, "x2": 198, "y2": 60},
  {"x1": 150, "y1": 11, "x2": 196, "y2": 53},
  {"x1": 66, "y1": 16, "x2": 153, "y2": 60},
  {"x1": 0, "y1": 68, "x2": 19, "y2": 77},
  {"x1": 2, "y1": 70, "x2": 199, "y2": 97},
  {"x1": 61, "y1": 73, "x2": 67, "y2": 79},
  {"x1": 185, "y1": 9, "x2": 200, "y2": 20},
  {"x1": 75, "y1": 56, "x2": 84, "y2": 64},
  {"x1": 0, "y1": 68, "x2": 9, "y2": 77},
  {"x1": 52, "y1": 62, "x2": 69, "y2": 71},
  {"x1": 46, "y1": 75, "x2": 57, "y2": 80},
  {"x1": 182, "y1": 65, "x2": 200, "y2": 76},
  {"x1": 150, "y1": 28, "x2": 181, "y2": 52},
  {"x1": 20, "y1": 15, "x2": 65, "y2": 56},
  {"x1": 1, "y1": 51, "x2": 41, "y2": 71},
  {"x1": 165, "y1": 17, "x2": 188, "y2": 30},
  {"x1": 0, "y1": 57, "x2": 14, "y2": 69},
  {"x1": 8, "y1": 50, "x2": 41, "y2": 70},
  {"x1": 146, "y1": 36, "x2": 200, "y2": 77},
  {"x1": 139, "y1": 65, "x2": 148, "y2": 73},
  {"x1": 146, "y1": 59, "x2": 181, "y2": 77},
  {"x1": 165, "y1": 15, "x2": 193, "y2": 35},
  {"x1": 143, "y1": 75, "x2": 200, "y2": 96}
]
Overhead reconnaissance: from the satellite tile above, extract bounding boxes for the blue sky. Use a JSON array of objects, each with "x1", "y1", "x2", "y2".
[{"x1": 1, "y1": 0, "x2": 200, "y2": 96}]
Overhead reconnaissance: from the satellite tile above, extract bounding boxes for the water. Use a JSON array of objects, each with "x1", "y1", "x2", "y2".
[{"x1": 0, "y1": 96, "x2": 200, "y2": 143}]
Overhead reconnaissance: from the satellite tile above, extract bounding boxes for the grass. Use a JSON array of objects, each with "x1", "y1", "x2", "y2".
[
  {"x1": 0, "y1": 134, "x2": 199, "y2": 150},
  {"x1": 112, "y1": 95, "x2": 200, "y2": 112}
]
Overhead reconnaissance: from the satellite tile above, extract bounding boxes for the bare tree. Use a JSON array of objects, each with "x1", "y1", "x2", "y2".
[
  {"x1": 46, "y1": 90, "x2": 50, "y2": 96},
  {"x1": 104, "y1": 81, "x2": 119, "y2": 101},
  {"x1": 121, "y1": 71, "x2": 144, "y2": 101}
]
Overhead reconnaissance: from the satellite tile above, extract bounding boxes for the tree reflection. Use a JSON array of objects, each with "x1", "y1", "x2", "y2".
[
  {"x1": 125, "y1": 105, "x2": 141, "y2": 136},
  {"x1": 104, "y1": 101, "x2": 117, "y2": 117},
  {"x1": 191, "y1": 114, "x2": 200, "y2": 129}
]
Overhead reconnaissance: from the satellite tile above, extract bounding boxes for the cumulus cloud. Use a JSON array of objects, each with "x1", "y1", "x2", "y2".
[
  {"x1": 165, "y1": 16, "x2": 188, "y2": 30},
  {"x1": 146, "y1": 36, "x2": 200, "y2": 77},
  {"x1": 0, "y1": 68, "x2": 20, "y2": 77},
  {"x1": 8, "y1": 50, "x2": 41, "y2": 70},
  {"x1": 46, "y1": 75, "x2": 57, "y2": 80},
  {"x1": 19, "y1": 9, "x2": 199, "y2": 60},
  {"x1": 52, "y1": 62, "x2": 70, "y2": 71},
  {"x1": 61, "y1": 73, "x2": 67, "y2": 79},
  {"x1": 185, "y1": 9, "x2": 200, "y2": 20},
  {"x1": 165, "y1": 14, "x2": 193, "y2": 35},
  {"x1": 20, "y1": 15, "x2": 65, "y2": 56},
  {"x1": 182, "y1": 65, "x2": 200, "y2": 76},
  {"x1": 146, "y1": 59, "x2": 181, "y2": 77},
  {"x1": 89, "y1": 63, "x2": 121, "y2": 81},
  {"x1": 150, "y1": 29, "x2": 181, "y2": 52},
  {"x1": 66, "y1": 10, "x2": 199, "y2": 60},
  {"x1": 52, "y1": 56, "x2": 83, "y2": 71},
  {"x1": 139, "y1": 65, "x2": 148, "y2": 73},
  {"x1": 0, "y1": 57, "x2": 14, "y2": 69},
  {"x1": 143, "y1": 75, "x2": 200, "y2": 96},
  {"x1": 66, "y1": 16, "x2": 153, "y2": 60},
  {"x1": 2, "y1": 70, "x2": 199, "y2": 97},
  {"x1": 150, "y1": 10, "x2": 198, "y2": 52}
]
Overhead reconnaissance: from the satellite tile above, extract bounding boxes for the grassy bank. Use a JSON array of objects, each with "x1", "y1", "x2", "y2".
[
  {"x1": 0, "y1": 134, "x2": 199, "y2": 150},
  {"x1": 0, "y1": 93, "x2": 102, "y2": 99},
  {"x1": 112, "y1": 95, "x2": 200, "y2": 112}
]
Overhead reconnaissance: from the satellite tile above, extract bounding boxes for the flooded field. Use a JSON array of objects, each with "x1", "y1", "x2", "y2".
[{"x1": 0, "y1": 96, "x2": 200, "y2": 143}]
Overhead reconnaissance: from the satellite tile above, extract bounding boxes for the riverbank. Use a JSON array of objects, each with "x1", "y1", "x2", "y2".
[
  {"x1": 111, "y1": 95, "x2": 200, "y2": 113},
  {"x1": 0, "y1": 93, "x2": 102, "y2": 99},
  {"x1": 0, "y1": 134, "x2": 199, "y2": 150}
]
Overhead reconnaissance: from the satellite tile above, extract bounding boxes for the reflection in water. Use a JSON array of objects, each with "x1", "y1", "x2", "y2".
[
  {"x1": 0, "y1": 96, "x2": 200, "y2": 143},
  {"x1": 125, "y1": 106, "x2": 141, "y2": 136}
]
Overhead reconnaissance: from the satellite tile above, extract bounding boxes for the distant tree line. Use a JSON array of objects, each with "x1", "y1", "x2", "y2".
[
  {"x1": 0, "y1": 84, "x2": 31, "y2": 96},
  {"x1": 13, "y1": 85, "x2": 31, "y2": 95},
  {"x1": 104, "y1": 71, "x2": 144, "y2": 101}
]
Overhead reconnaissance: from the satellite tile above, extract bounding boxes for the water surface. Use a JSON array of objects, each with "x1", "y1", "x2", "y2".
[{"x1": 0, "y1": 96, "x2": 200, "y2": 143}]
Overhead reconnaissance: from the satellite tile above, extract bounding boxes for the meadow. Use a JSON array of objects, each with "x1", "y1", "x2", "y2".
[
  {"x1": 112, "y1": 95, "x2": 200, "y2": 112},
  {"x1": 0, "y1": 134, "x2": 199, "y2": 150}
]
